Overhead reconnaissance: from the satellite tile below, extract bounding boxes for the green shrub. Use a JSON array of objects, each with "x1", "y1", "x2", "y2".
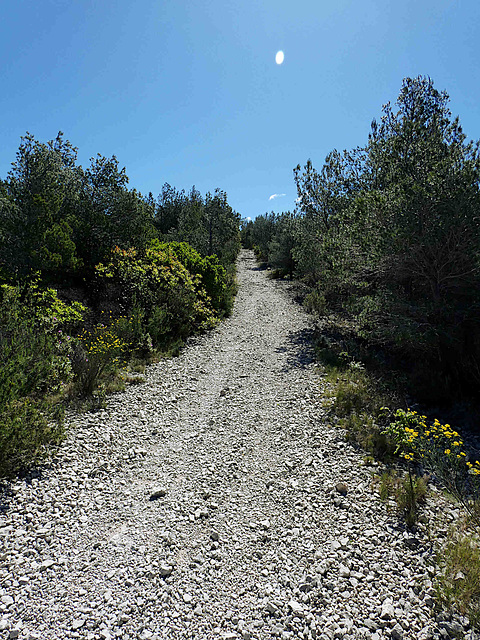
[
  {"x1": 0, "y1": 399, "x2": 64, "y2": 476},
  {"x1": 397, "y1": 474, "x2": 428, "y2": 528},
  {"x1": 150, "y1": 240, "x2": 231, "y2": 315},
  {"x1": 375, "y1": 470, "x2": 427, "y2": 527},
  {"x1": 436, "y1": 533, "x2": 480, "y2": 630},
  {"x1": 303, "y1": 289, "x2": 327, "y2": 316},
  {"x1": 321, "y1": 353, "x2": 396, "y2": 459},
  {"x1": 384, "y1": 409, "x2": 480, "y2": 529},
  {"x1": 0, "y1": 283, "x2": 79, "y2": 475},
  {"x1": 72, "y1": 315, "x2": 130, "y2": 396},
  {"x1": 95, "y1": 245, "x2": 218, "y2": 351}
]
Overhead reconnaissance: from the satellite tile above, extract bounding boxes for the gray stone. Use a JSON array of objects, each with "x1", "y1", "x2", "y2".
[
  {"x1": 72, "y1": 619, "x2": 85, "y2": 630},
  {"x1": 159, "y1": 563, "x2": 173, "y2": 577},
  {"x1": 339, "y1": 564, "x2": 350, "y2": 578},
  {"x1": 266, "y1": 600, "x2": 281, "y2": 615},
  {"x1": 439, "y1": 621, "x2": 464, "y2": 635},
  {"x1": 288, "y1": 600, "x2": 304, "y2": 616},
  {"x1": 0, "y1": 619, "x2": 10, "y2": 632},
  {"x1": 391, "y1": 623, "x2": 404, "y2": 640},
  {"x1": 335, "y1": 482, "x2": 348, "y2": 496},
  {"x1": 381, "y1": 598, "x2": 395, "y2": 620},
  {"x1": 1, "y1": 596, "x2": 14, "y2": 607},
  {"x1": 149, "y1": 488, "x2": 167, "y2": 500}
]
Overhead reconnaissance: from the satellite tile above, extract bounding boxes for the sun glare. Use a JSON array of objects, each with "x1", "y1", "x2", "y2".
[{"x1": 275, "y1": 51, "x2": 284, "y2": 65}]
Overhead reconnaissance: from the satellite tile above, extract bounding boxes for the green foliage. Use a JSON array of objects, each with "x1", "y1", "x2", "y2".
[
  {"x1": 376, "y1": 470, "x2": 427, "y2": 527},
  {"x1": 155, "y1": 185, "x2": 241, "y2": 265},
  {"x1": 0, "y1": 284, "x2": 77, "y2": 475},
  {"x1": 267, "y1": 212, "x2": 298, "y2": 279},
  {"x1": 240, "y1": 218, "x2": 254, "y2": 249},
  {"x1": 322, "y1": 356, "x2": 395, "y2": 459},
  {"x1": 247, "y1": 213, "x2": 278, "y2": 262},
  {"x1": 303, "y1": 288, "x2": 327, "y2": 316},
  {"x1": 95, "y1": 245, "x2": 218, "y2": 350},
  {"x1": 78, "y1": 154, "x2": 156, "y2": 268},
  {"x1": 0, "y1": 133, "x2": 240, "y2": 291},
  {"x1": 384, "y1": 409, "x2": 480, "y2": 529},
  {"x1": 246, "y1": 211, "x2": 298, "y2": 279},
  {"x1": 0, "y1": 134, "x2": 240, "y2": 474},
  {"x1": 3, "y1": 278, "x2": 86, "y2": 329},
  {"x1": 0, "y1": 132, "x2": 160, "y2": 281},
  {"x1": 0, "y1": 132, "x2": 83, "y2": 278},
  {"x1": 149, "y1": 240, "x2": 231, "y2": 315},
  {"x1": 72, "y1": 314, "x2": 131, "y2": 397},
  {"x1": 436, "y1": 533, "x2": 480, "y2": 630},
  {"x1": 330, "y1": 364, "x2": 371, "y2": 417},
  {"x1": 397, "y1": 473, "x2": 428, "y2": 528},
  {"x1": 289, "y1": 76, "x2": 480, "y2": 401},
  {"x1": 0, "y1": 399, "x2": 64, "y2": 477}
]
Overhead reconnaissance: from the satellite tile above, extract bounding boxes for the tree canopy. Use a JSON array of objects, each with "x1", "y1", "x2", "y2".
[{"x1": 0, "y1": 133, "x2": 241, "y2": 283}]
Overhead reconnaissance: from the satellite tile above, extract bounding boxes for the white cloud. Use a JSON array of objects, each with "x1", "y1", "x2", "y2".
[{"x1": 269, "y1": 193, "x2": 286, "y2": 201}]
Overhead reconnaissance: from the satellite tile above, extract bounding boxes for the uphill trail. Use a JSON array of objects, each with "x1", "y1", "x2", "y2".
[{"x1": 0, "y1": 250, "x2": 473, "y2": 640}]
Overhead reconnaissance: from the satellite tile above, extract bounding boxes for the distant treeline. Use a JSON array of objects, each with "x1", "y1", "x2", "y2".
[
  {"x1": 0, "y1": 132, "x2": 241, "y2": 282},
  {"x1": 0, "y1": 133, "x2": 241, "y2": 475},
  {"x1": 242, "y1": 76, "x2": 480, "y2": 403}
]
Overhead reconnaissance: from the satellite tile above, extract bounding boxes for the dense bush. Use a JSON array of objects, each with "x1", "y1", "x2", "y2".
[
  {"x1": 0, "y1": 239, "x2": 231, "y2": 475},
  {"x1": 149, "y1": 240, "x2": 231, "y2": 315},
  {"x1": 73, "y1": 315, "x2": 131, "y2": 397},
  {"x1": 95, "y1": 245, "x2": 218, "y2": 350},
  {"x1": 155, "y1": 185, "x2": 241, "y2": 266},
  {"x1": 0, "y1": 133, "x2": 241, "y2": 476},
  {"x1": 0, "y1": 284, "x2": 85, "y2": 475}
]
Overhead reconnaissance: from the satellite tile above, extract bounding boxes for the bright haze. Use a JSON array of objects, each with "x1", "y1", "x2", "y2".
[{"x1": 1, "y1": 0, "x2": 479, "y2": 221}]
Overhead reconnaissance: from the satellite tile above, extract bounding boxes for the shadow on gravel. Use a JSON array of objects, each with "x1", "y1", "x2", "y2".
[
  {"x1": 276, "y1": 327, "x2": 316, "y2": 371},
  {"x1": 0, "y1": 468, "x2": 45, "y2": 515},
  {"x1": 0, "y1": 482, "x2": 14, "y2": 515}
]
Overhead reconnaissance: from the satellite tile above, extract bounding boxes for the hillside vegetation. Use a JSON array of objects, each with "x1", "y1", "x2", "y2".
[{"x1": 0, "y1": 135, "x2": 240, "y2": 475}]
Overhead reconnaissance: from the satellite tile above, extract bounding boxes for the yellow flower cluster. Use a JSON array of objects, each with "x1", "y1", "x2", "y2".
[
  {"x1": 467, "y1": 461, "x2": 480, "y2": 475},
  {"x1": 79, "y1": 313, "x2": 131, "y2": 362},
  {"x1": 401, "y1": 409, "x2": 480, "y2": 476}
]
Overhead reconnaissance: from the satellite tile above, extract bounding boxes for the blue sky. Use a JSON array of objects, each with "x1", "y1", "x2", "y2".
[{"x1": 1, "y1": 0, "x2": 479, "y2": 220}]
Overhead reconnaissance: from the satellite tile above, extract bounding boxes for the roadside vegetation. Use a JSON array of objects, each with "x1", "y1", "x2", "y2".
[
  {"x1": 242, "y1": 75, "x2": 480, "y2": 406},
  {"x1": 0, "y1": 134, "x2": 240, "y2": 476},
  {"x1": 243, "y1": 75, "x2": 480, "y2": 628}
]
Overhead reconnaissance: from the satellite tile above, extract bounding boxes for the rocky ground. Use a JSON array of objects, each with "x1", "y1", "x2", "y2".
[{"x1": 0, "y1": 250, "x2": 477, "y2": 640}]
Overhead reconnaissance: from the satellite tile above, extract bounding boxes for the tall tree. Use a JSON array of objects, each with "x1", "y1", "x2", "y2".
[{"x1": 1, "y1": 132, "x2": 82, "y2": 278}]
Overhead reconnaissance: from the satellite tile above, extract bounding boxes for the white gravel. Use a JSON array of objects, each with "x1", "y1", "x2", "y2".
[{"x1": 0, "y1": 250, "x2": 477, "y2": 640}]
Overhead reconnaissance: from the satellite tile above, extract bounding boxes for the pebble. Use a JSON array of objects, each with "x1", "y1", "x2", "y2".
[
  {"x1": 159, "y1": 563, "x2": 173, "y2": 577},
  {"x1": 391, "y1": 623, "x2": 404, "y2": 639},
  {"x1": 381, "y1": 598, "x2": 395, "y2": 620},
  {"x1": 149, "y1": 488, "x2": 167, "y2": 500},
  {"x1": 335, "y1": 482, "x2": 348, "y2": 496},
  {"x1": 71, "y1": 619, "x2": 85, "y2": 630}
]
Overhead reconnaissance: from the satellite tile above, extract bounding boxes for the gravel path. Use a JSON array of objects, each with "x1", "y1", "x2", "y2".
[{"x1": 0, "y1": 250, "x2": 476, "y2": 640}]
